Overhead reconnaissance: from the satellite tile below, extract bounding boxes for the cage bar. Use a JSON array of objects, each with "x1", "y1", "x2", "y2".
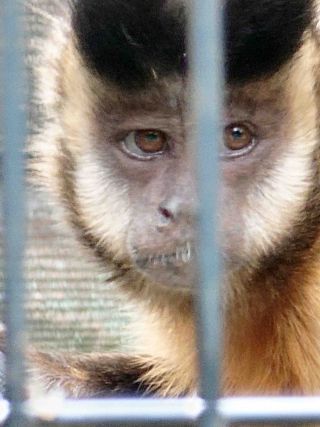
[
  {"x1": 4, "y1": 1, "x2": 320, "y2": 427},
  {"x1": 2, "y1": 396, "x2": 320, "y2": 425},
  {"x1": 1, "y1": 0, "x2": 27, "y2": 425},
  {"x1": 190, "y1": 0, "x2": 224, "y2": 425},
  {"x1": 217, "y1": 397, "x2": 320, "y2": 424},
  {"x1": 23, "y1": 398, "x2": 204, "y2": 426}
]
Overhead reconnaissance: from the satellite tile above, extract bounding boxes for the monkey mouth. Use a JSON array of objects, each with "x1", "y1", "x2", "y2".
[
  {"x1": 130, "y1": 241, "x2": 197, "y2": 289},
  {"x1": 133, "y1": 241, "x2": 194, "y2": 269}
]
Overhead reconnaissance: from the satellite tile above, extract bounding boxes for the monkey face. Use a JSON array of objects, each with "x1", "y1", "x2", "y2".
[
  {"x1": 67, "y1": 76, "x2": 199, "y2": 290},
  {"x1": 32, "y1": 0, "x2": 320, "y2": 294},
  {"x1": 51, "y1": 38, "x2": 319, "y2": 293}
]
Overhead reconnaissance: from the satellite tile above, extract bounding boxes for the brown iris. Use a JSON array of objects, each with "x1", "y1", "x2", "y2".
[
  {"x1": 135, "y1": 130, "x2": 168, "y2": 154},
  {"x1": 224, "y1": 123, "x2": 254, "y2": 151}
]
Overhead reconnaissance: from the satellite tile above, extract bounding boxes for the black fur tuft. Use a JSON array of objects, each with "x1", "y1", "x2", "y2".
[
  {"x1": 72, "y1": 0, "x2": 186, "y2": 89},
  {"x1": 225, "y1": 0, "x2": 313, "y2": 82},
  {"x1": 72, "y1": 0, "x2": 312, "y2": 89}
]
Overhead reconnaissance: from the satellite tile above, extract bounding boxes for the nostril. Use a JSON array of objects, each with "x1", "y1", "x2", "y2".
[
  {"x1": 159, "y1": 206, "x2": 174, "y2": 220},
  {"x1": 157, "y1": 202, "x2": 176, "y2": 230}
]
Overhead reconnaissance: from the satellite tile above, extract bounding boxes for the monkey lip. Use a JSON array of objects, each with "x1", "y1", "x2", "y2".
[{"x1": 133, "y1": 241, "x2": 194, "y2": 269}]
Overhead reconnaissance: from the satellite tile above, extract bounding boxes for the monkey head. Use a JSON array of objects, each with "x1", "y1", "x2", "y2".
[{"x1": 32, "y1": 0, "x2": 320, "y2": 295}]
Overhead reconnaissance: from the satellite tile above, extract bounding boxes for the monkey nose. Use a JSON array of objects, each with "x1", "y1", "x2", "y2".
[
  {"x1": 157, "y1": 197, "x2": 195, "y2": 230},
  {"x1": 157, "y1": 205, "x2": 174, "y2": 231},
  {"x1": 159, "y1": 205, "x2": 175, "y2": 221},
  {"x1": 158, "y1": 198, "x2": 181, "y2": 225}
]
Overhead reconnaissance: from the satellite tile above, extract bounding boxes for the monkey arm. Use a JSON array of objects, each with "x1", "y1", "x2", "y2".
[
  {"x1": 0, "y1": 330, "x2": 161, "y2": 398},
  {"x1": 29, "y1": 351, "x2": 158, "y2": 398}
]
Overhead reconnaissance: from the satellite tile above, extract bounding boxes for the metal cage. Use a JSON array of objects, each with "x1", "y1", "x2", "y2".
[{"x1": 2, "y1": 1, "x2": 320, "y2": 426}]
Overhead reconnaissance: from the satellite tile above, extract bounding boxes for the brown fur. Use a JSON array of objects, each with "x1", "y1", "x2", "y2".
[
  {"x1": 29, "y1": 351, "x2": 162, "y2": 397},
  {"x1": 21, "y1": 0, "x2": 320, "y2": 400}
]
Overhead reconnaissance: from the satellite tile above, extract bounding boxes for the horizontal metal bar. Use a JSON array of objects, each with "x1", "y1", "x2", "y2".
[
  {"x1": 218, "y1": 397, "x2": 320, "y2": 424},
  {"x1": 24, "y1": 398, "x2": 204, "y2": 426},
  {"x1": 2, "y1": 397, "x2": 320, "y2": 426}
]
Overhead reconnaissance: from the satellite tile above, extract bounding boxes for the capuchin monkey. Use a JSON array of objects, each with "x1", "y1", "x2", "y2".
[{"x1": 19, "y1": 0, "x2": 320, "y2": 398}]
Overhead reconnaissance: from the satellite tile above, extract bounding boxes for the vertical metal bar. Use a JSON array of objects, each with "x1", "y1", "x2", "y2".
[
  {"x1": 190, "y1": 0, "x2": 224, "y2": 426},
  {"x1": 1, "y1": 0, "x2": 27, "y2": 425}
]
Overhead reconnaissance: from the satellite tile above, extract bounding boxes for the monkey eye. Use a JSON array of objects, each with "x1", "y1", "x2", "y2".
[
  {"x1": 223, "y1": 123, "x2": 256, "y2": 157},
  {"x1": 121, "y1": 130, "x2": 169, "y2": 159}
]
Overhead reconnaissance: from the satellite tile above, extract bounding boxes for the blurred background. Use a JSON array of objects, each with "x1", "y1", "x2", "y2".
[{"x1": 0, "y1": 0, "x2": 131, "y2": 353}]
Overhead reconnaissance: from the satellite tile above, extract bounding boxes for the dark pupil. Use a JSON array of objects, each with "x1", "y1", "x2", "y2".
[
  {"x1": 231, "y1": 127, "x2": 244, "y2": 139},
  {"x1": 146, "y1": 132, "x2": 159, "y2": 141}
]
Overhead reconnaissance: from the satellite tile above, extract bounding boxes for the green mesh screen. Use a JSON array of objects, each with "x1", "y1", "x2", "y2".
[{"x1": 0, "y1": 187, "x2": 131, "y2": 352}]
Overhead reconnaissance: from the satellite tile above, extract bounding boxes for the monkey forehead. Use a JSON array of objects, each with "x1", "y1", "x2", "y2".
[{"x1": 72, "y1": 0, "x2": 312, "y2": 89}]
